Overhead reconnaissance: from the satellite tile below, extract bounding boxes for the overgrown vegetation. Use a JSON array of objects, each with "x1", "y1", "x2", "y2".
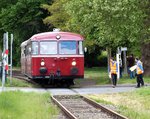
[
  {"x1": 0, "y1": 0, "x2": 51, "y2": 66},
  {"x1": 88, "y1": 87, "x2": 150, "y2": 119},
  {"x1": 0, "y1": 91, "x2": 58, "y2": 119}
]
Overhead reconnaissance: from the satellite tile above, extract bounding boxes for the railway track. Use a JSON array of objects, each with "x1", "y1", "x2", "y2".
[
  {"x1": 12, "y1": 70, "x2": 73, "y2": 88},
  {"x1": 12, "y1": 70, "x2": 41, "y2": 86},
  {"x1": 12, "y1": 70, "x2": 129, "y2": 119},
  {"x1": 52, "y1": 95, "x2": 128, "y2": 119},
  {"x1": 13, "y1": 75, "x2": 39, "y2": 85}
]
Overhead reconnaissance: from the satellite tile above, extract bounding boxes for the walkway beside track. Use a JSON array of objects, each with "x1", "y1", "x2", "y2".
[{"x1": 1, "y1": 84, "x2": 149, "y2": 94}]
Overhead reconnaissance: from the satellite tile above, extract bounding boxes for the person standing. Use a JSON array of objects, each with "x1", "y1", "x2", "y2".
[
  {"x1": 119, "y1": 59, "x2": 123, "y2": 78},
  {"x1": 135, "y1": 58, "x2": 144, "y2": 88},
  {"x1": 127, "y1": 54, "x2": 135, "y2": 79},
  {"x1": 110, "y1": 57, "x2": 118, "y2": 88}
]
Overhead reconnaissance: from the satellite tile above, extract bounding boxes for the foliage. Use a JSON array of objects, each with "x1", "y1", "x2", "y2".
[
  {"x1": 84, "y1": 45, "x2": 103, "y2": 67},
  {"x1": 0, "y1": 0, "x2": 51, "y2": 65},
  {"x1": 97, "y1": 51, "x2": 107, "y2": 66},
  {"x1": 64, "y1": 0, "x2": 150, "y2": 74},
  {"x1": 142, "y1": 1, "x2": 150, "y2": 43},
  {"x1": 41, "y1": 0, "x2": 69, "y2": 31},
  {"x1": 65, "y1": 0, "x2": 147, "y2": 48},
  {"x1": 0, "y1": 0, "x2": 18, "y2": 48}
]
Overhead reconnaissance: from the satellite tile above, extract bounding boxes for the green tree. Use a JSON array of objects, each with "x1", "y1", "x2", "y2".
[
  {"x1": 65, "y1": 0, "x2": 150, "y2": 75},
  {"x1": 141, "y1": 1, "x2": 150, "y2": 76},
  {"x1": 42, "y1": 0, "x2": 99, "y2": 53},
  {"x1": 41, "y1": 0, "x2": 69, "y2": 31},
  {"x1": 0, "y1": 0, "x2": 18, "y2": 48},
  {"x1": 0, "y1": 0, "x2": 51, "y2": 66},
  {"x1": 65, "y1": 0, "x2": 146, "y2": 48}
]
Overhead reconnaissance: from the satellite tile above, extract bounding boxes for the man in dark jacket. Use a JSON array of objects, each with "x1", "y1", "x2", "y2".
[{"x1": 127, "y1": 54, "x2": 135, "y2": 79}]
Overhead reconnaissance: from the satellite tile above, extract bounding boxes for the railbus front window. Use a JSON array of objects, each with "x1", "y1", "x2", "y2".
[
  {"x1": 40, "y1": 41, "x2": 57, "y2": 55},
  {"x1": 59, "y1": 41, "x2": 77, "y2": 55},
  {"x1": 32, "y1": 42, "x2": 39, "y2": 55}
]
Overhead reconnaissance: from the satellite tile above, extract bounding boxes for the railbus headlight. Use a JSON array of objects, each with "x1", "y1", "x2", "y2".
[
  {"x1": 72, "y1": 61, "x2": 76, "y2": 66},
  {"x1": 41, "y1": 61, "x2": 45, "y2": 66},
  {"x1": 41, "y1": 59, "x2": 45, "y2": 66}
]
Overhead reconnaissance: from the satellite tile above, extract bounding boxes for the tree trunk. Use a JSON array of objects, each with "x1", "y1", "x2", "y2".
[
  {"x1": 106, "y1": 47, "x2": 111, "y2": 73},
  {"x1": 141, "y1": 43, "x2": 150, "y2": 76},
  {"x1": 0, "y1": 49, "x2": 2, "y2": 60}
]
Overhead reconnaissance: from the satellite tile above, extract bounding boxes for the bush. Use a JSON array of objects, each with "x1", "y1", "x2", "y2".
[{"x1": 97, "y1": 51, "x2": 107, "y2": 67}]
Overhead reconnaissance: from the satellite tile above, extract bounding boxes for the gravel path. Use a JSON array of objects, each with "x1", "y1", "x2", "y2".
[{"x1": 0, "y1": 85, "x2": 141, "y2": 94}]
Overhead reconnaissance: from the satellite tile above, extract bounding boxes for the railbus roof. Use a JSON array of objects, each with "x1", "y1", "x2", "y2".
[
  {"x1": 21, "y1": 31, "x2": 84, "y2": 47},
  {"x1": 30, "y1": 32, "x2": 84, "y2": 41},
  {"x1": 20, "y1": 40, "x2": 29, "y2": 47}
]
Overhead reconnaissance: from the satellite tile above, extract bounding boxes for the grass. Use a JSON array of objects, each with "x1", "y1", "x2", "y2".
[
  {"x1": 0, "y1": 91, "x2": 58, "y2": 119},
  {"x1": 0, "y1": 77, "x2": 36, "y2": 87},
  {"x1": 84, "y1": 67, "x2": 150, "y2": 85},
  {"x1": 84, "y1": 67, "x2": 110, "y2": 84},
  {"x1": 88, "y1": 87, "x2": 150, "y2": 119}
]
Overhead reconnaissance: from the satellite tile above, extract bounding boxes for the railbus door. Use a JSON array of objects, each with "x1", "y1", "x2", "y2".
[
  {"x1": 25, "y1": 44, "x2": 32, "y2": 77},
  {"x1": 40, "y1": 41, "x2": 59, "y2": 77}
]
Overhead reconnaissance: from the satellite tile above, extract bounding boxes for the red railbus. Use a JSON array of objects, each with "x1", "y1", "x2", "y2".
[{"x1": 20, "y1": 29, "x2": 84, "y2": 86}]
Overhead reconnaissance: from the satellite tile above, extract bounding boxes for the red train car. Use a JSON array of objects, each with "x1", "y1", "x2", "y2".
[{"x1": 21, "y1": 29, "x2": 84, "y2": 86}]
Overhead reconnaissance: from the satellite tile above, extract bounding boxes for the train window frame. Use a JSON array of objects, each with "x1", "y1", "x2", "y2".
[
  {"x1": 78, "y1": 41, "x2": 83, "y2": 55},
  {"x1": 32, "y1": 41, "x2": 39, "y2": 55},
  {"x1": 59, "y1": 41, "x2": 77, "y2": 55},
  {"x1": 39, "y1": 41, "x2": 57, "y2": 55}
]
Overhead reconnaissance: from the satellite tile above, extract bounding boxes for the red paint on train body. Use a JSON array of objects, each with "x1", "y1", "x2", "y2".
[{"x1": 21, "y1": 30, "x2": 84, "y2": 83}]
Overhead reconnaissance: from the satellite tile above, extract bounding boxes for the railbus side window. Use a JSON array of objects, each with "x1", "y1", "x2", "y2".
[
  {"x1": 79, "y1": 41, "x2": 83, "y2": 55},
  {"x1": 25, "y1": 44, "x2": 31, "y2": 56},
  {"x1": 32, "y1": 42, "x2": 39, "y2": 55},
  {"x1": 21, "y1": 47, "x2": 25, "y2": 57},
  {"x1": 59, "y1": 41, "x2": 77, "y2": 55}
]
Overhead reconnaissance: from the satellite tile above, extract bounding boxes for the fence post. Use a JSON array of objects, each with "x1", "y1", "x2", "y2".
[
  {"x1": 2, "y1": 33, "x2": 6, "y2": 91},
  {"x1": 10, "y1": 34, "x2": 13, "y2": 84}
]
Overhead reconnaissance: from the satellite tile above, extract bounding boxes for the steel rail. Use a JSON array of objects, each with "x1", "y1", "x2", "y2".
[
  {"x1": 12, "y1": 75, "x2": 40, "y2": 86},
  {"x1": 12, "y1": 74, "x2": 56, "y2": 88},
  {"x1": 51, "y1": 95, "x2": 77, "y2": 119},
  {"x1": 81, "y1": 95, "x2": 128, "y2": 119},
  {"x1": 52, "y1": 94, "x2": 129, "y2": 119}
]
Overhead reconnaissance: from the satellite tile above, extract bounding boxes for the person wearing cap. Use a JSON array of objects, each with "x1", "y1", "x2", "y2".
[
  {"x1": 110, "y1": 57, "x2": 118, "y2": 88},
  {"x1": 135, "y1": 57, "x2": 144, "y2": 88}
]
